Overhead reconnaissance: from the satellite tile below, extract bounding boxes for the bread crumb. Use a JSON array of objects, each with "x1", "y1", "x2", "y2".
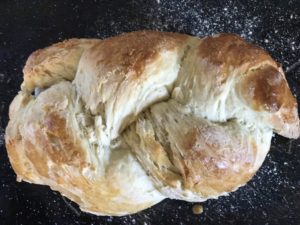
[{"x1": 192, "y1": 204, "x2": 203, "y2": 215}]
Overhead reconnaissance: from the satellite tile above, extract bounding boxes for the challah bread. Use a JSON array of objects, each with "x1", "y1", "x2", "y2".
[{"x1": 5, "y1": 31, "x2": 299, "y2": 216}]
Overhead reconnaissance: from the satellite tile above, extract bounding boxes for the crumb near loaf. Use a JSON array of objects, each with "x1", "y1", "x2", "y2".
[{"x1": 192, "y1": 204, "x2": 204, "y2": 215}]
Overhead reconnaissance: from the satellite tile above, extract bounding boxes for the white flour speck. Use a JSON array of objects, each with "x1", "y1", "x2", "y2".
[{"x1": 0, "y1": 127, "x2": 4, "y2": 147}]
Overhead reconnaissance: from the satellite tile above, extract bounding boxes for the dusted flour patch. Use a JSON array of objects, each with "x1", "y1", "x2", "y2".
[{"x1": 0, "y1": 126, "x2": 4, "y2": 147}]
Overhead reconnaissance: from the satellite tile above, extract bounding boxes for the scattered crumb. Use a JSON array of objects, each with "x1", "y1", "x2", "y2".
[{"x1": 192, "y1": 204, "x2": 203, "y2": 215}]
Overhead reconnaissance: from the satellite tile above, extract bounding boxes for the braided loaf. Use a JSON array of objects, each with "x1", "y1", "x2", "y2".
[{"x1": 5, "y1": 31, "x2": 299, "y2": 215}]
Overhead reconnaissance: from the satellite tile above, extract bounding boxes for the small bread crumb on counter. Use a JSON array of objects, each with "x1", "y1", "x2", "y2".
[{"x1": 192, "y1": 204, "x2": 203, "y2": 215}]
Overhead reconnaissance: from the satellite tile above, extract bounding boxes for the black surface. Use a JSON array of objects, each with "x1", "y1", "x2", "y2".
[{"x1": 0, "y1": 0, "x2": 300, "y2": 225}]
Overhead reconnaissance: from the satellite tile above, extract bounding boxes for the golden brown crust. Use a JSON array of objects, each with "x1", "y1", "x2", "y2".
[
  {"x1": 37, "y1": 112, "x2": 88, "y2": 167},
  {"x1": 6, "y1": 138, "x2": 161, "y2": 216},
  {"x1": 194, "y1": 33, "x2": 299, "y2": 138},
  {"x1": 74, "y1": 31, "x2": 191, "y2": 136},
  {"x1": 125, "y1": 101, "x2": 264, "y2": 199},
  {"x1": 240, "y1": 65, "x2": 288, "y2": 112},
  {"x1": 87, "y1": 31, "x2": 188, "y2": 79},
  {"x1": 180, "y1": 124, "x2": 256, "y2": 195},
  {"x1": 237, "y1": 63, "x2": 299, "y2": 138},
  {"x1": 197, "y1": 33, "x2": 277, "y2": 81},
  {"x1": 6, "y1": 81, "x2": 163, "y2": 215},
  {"x1": 197, "y1": 34, "x2": 293, "y2": 113},
  {"x1": 23, "y1": 38, "x2": 99, "y2": 91}
]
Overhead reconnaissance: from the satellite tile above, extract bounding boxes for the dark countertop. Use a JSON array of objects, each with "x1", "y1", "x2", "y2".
[{"x1": 0, "y1": 0, "x2": 299, "y2": 225}]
